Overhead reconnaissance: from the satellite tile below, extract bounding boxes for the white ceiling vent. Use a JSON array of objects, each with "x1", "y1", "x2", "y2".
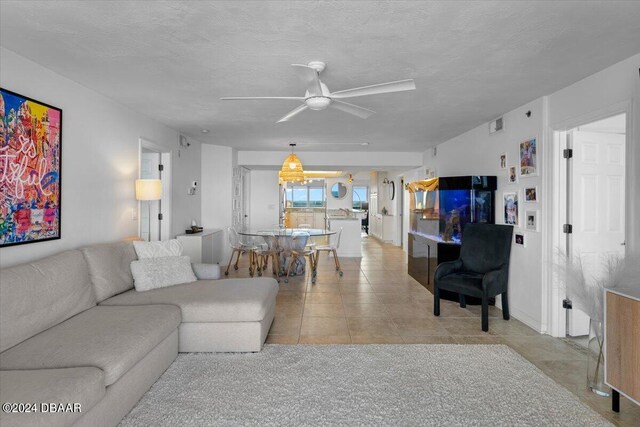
[{"x1": 489, "y1": 117, "x2": 504, "y2": 134}]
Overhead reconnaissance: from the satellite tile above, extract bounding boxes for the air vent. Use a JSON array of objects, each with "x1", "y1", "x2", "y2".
[{"x1": 489, "y1": 117, "x2": 504, "y2": 134}]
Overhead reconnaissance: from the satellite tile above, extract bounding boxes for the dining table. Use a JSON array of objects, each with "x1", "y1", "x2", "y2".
[{"x1": 237, "y1": 227, "x2": 336, "y2": 282}]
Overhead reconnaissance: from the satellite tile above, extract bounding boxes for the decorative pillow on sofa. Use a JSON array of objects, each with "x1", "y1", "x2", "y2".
[
  {"x1": 133, "y1": 239, "x2": 183, "y2": 259},
  {"x1": 130, "y1": 256, "x2": 197, "y2": 292}
]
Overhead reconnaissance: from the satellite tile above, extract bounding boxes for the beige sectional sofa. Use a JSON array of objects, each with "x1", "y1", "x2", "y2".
[{"x1": 0, "y1": 241, "x2": 278, "y2": 427}]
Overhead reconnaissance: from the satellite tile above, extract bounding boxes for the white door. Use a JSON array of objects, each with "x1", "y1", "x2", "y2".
[
  {"x1": 568, "y1": 130, "x2": 625, "y2": 335},
  {"x1": 140, "y1": 151, "x2": 161, "y2": 241}
]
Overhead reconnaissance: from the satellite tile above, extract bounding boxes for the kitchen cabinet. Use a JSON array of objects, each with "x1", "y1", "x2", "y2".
[
  {"x1": 370, "y1": 214, "x2": 396, "y2": 243},
  {"x1": 286, "y1": 209, "x2": 326, "y2": 229}
]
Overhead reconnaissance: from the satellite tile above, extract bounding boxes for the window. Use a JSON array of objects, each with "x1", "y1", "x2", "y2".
[
  {"x1": 309, "y1": 187, "x2": 325, "y2": 207},
  {"x1": 353, "y1": 186, "x2": 368, "y2": 209},
  {"x1": 287, "y1": 185, "x2": 326, "y2": 208},
  {"x1": 292, "y1": 186, "x2": 308, "y2": 208}
]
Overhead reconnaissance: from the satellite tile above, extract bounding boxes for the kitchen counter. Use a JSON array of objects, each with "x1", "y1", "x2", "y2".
[{"x1": 328, "y1": 217, "x2": 362, "y2": 257}]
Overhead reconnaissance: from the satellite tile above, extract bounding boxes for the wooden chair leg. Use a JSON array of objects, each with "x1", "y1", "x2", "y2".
[
  {"x1": 501, "y1": 291, "x2": 510, "y2": 320},
  {"x1": 481, "y1": 295, "x2": 489, "y2": 332},
  {"x1": 286, "y1": 254, "x2": 297, "y2": 279},
  {"x1": 233, "y1": 250, "x2": 242, "y2": 270},
  {"x1": 434, "y1": 287, "x2": 440, "y2": 316},
  {"x1": 249, "y1": 251, "x2": 254, "y2": 277},
  {"x1": 225, "y1": 249, "x2": 237, "y2": 276},
  {"x1": 332, "y1": 250, "x2": 341, "y2": 271},
  {"x1": 459, "y1": 294, "x2": 466, "y2": 308}
]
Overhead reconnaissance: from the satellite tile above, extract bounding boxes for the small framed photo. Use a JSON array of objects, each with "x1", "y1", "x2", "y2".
[
  {"x1": 503, "y1": 192, "x2": 518, "y2": 226},
  {"x1": 519, "y1": 137, "x2": 538, "y2": 177},
  {"x1": 524, "y1": 186, "x2": 538, "y2": 203},
  {"x1": 514, "y1": 232, "x2": 526, "y2": 247},
  {"x1": 525, "y1": 210, "x2": 539, "y2": 232},
  {"x1": 508, "y1": 166, "x2": 518, "y2": 183},
  {"x1": 500, "y1": 153, "x2": 507, "y2": 170}
]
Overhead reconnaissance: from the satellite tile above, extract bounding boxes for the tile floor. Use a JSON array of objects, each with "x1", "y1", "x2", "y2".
[{"x1": 227, "y1": 235, "x2": 639, "y2": 426}]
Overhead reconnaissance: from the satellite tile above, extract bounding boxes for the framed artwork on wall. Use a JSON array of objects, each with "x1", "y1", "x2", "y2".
[
  {"x1": 525, "y1": 210, "x2": 539, "y2": 232},
  {"x1": 514, "y1": 232, "x2": 526, "y2": 247},
  {"x1": 503, "y1": 192, "x2": 518, "y2": 226},
  {"x1": 508, "y1": 166, "x2": 518, "y2": 183},
  {"x1": 0, "y1": 88, "x2": 62, "y2": 247},
  {"x1": 519, "y1": 137, "x2": 538, "y2": 177},
  {"x1": 499, "y1": 153, "x2": 507, "y2": 170},
  {"x1": 524, "y1": 186, "x2": 538, "y2": 203}
]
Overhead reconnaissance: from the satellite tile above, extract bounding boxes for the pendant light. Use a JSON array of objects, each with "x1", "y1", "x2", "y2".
[{"x1": 279, "y1": 143, "x2": 305, "y2": 183}]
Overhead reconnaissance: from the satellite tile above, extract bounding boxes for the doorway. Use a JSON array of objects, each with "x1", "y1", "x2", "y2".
[
  {"x1": 138, "y1": 138, "x2": 171, "y2": 241},
  {"x1": 562, "y1": 113, "x2": 627, "y2": 339}
]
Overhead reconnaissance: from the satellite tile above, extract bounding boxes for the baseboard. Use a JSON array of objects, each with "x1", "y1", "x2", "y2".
[{"x1": 509, "y1": 306, "x2": 542, "y2": 333}]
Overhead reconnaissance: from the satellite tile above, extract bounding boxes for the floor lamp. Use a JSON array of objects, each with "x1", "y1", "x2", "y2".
[{"x1": 135, "y1": 179, "x2": 163, "y2": 241}]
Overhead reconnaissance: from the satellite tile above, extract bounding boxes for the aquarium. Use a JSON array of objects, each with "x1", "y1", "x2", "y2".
[{"x1": 407, "y1": 176, "x2": 496, "y2": 244}]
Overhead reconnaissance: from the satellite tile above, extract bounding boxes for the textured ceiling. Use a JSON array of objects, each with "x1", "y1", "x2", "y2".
[{"x1": 1, "y1": 1, "x2": 640, "y2": 152}]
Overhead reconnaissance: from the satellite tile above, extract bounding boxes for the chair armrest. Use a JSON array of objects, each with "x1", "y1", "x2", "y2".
[
  {"x1": 434, "y1": 259, "x2": 463, "y2": 281},
  {"x1": 482, "y1": 268, "x2": 508, "y2": 293},
  {"x1": 192, "y1": 263, "x2": 221, "y2": 280}
]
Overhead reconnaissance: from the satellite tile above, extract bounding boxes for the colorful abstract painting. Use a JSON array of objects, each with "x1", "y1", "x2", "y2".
[
  {"x1": 519, "y1": 137, "x2": 538, "y2": 177},
  {"x1": 1, "y1": 88, "x2": 62, "y2": 247}
]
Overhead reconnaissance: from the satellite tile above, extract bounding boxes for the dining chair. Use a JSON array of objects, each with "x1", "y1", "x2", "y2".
[
  {"x1": 315, "y1": 227, "x2": 343, "y2": 276},
  {"x1": 254, "y1": 233, "x2": 282, "y2": 280},
  {"x1": 224, "y1": 227, "x2": 259, "y2": 277},
  {"x1": 284, "y1": 231, "x2": 318, "y2": 284}
]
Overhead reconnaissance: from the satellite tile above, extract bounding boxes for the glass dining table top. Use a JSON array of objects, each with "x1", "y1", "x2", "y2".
[{"x1": 236, "y1": 227, "x2": 336, "y2": 237}]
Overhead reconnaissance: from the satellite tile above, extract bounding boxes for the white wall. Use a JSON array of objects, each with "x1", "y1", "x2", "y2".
[
  {"x1": 0, "y1": 47, "x2": 201, "y2": 267},
  {"x1": 248, "y1": 170, "x2": 279, "y2": 229},
  {"x1": 201, "y1": 144, "x2": 233, "y2": 229},
  {"x1": 200, "y1": 144, "x2": 234, "y2": 261},
  {"x1": 423, "y1": 97, "x2": 545, "y2": 331},
  {"x1": 172, "y1": 135, "x2": 202, "y2": 233}
]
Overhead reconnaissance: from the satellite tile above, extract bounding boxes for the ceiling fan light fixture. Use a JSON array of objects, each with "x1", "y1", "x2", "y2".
[{"x1": 305, "y1": 96, "x2": 331, "y2": 111}]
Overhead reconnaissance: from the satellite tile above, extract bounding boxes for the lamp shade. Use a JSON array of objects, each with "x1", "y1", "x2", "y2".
[
  {"x1": 135, "y1": 179, "x2": 162, "y2": 201},
  {"x1": 279, "y1": 153, "x2": 305, "y2": 183}
]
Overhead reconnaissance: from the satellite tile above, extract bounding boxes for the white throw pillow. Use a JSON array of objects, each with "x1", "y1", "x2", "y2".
[
  {"x1": 130, "y1": 256, "x2": 197, "y2": 292},
  {"x1": 133, "y1": 239, "x2": 183, "y2": 259}
]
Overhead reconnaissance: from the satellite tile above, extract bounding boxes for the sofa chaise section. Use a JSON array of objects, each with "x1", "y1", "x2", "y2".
[
  {"x1": 101, "y1": 278, "x2": 278, "y2": 352},
  {"x1": 82, "y1": 241, "x2": 279, "y2": 353}
]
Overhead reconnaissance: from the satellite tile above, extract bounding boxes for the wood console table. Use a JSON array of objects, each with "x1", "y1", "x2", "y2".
[{"x1": 605, "y1": 287, "x2": 640, "y2": 412}]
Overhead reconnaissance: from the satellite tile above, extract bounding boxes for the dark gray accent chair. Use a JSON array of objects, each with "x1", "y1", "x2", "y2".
[{"x1": 433, "y1": 224, "x2": 514, "y2": 332}]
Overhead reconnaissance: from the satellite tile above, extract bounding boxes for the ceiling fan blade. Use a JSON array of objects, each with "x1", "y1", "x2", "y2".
[
  {"x1": 292, "y1": 64, "x2": 323, "y2": 97},
  {"x1": 330, "y1": 79, "x2": 416, "y2": 99},
  {"x1": 220, "y1": 96, "x2": 304, "y2": 101},
  {"x1": 330, "y1": 100, "x2": 375, "y2": 119},
  {"x1": 277, "y1": 104, "x2": 309, "y2": 123}
]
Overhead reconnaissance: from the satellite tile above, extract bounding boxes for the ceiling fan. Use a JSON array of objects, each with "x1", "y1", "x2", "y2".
[{"x1": 220, "y1": 61, "x2": 416, "y2": 123}]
